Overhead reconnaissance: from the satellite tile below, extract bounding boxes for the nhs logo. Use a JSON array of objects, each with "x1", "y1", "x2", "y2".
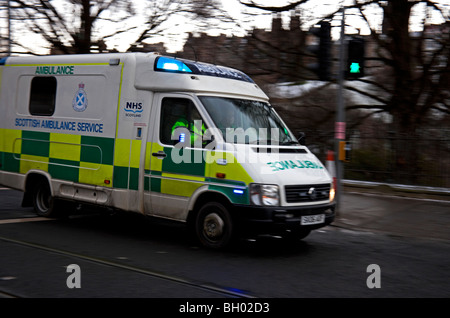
[
  {"x1": 123, "y1": 100, "x2": 143, "y2": 120},
  {"x1": 124, "y1": 101, "x2": 143, "y2": 114}
]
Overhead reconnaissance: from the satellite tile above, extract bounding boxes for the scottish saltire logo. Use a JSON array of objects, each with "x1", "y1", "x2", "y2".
[{"x1": 73, "y1": 83, "x2": 88, "y2": 112}]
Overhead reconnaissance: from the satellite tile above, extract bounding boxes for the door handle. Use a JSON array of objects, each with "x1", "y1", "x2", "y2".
[{"x1": 152, "y1": 151, "x2": 167, "y2": 158}]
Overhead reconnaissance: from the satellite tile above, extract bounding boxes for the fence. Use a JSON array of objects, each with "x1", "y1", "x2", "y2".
[{"x1": 308, "y1": 130, "x2": 450, "y2": 188}]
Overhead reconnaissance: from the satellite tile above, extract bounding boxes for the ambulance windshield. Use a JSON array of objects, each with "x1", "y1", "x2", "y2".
[{"x1": 199, "y1": 96, "x2": 297, "y2": 145}]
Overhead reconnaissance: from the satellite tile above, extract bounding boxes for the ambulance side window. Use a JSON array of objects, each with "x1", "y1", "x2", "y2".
[
  {"x1": 160, "y1": 97, "x2": 206, "y2": 147},
  {"x1": 29, "y1": 77, "x2": 57, "y2": 116}
]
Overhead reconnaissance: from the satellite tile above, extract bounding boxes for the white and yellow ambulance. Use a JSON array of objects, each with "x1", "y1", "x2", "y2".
[{"x1": 0, "y1": 52, "x2": 335, "y2": 248}]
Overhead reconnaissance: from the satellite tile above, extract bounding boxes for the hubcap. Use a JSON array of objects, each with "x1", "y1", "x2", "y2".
[{"x1": 203, "y1": 213, "x2": 224, "y2": 240}]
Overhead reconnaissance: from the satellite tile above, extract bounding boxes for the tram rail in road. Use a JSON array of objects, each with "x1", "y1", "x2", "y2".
[{"x1": 0, "y1": 234, "x2": 255, "y2": 299}]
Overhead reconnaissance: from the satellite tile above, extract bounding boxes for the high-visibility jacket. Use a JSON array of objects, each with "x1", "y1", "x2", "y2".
[{"x1": 171, "y1": 118, "x2": 205, "y2": 145}]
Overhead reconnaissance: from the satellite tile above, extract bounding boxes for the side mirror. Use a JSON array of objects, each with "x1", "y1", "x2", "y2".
[{"x1": 297, "y1": 132, "x2": 306, "y2": 145}]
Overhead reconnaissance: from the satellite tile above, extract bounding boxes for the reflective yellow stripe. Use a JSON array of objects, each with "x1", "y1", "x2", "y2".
[
  {"x1": 145, "y1": 142, "x2": 152, "y2": 171},
  {"x1": 149, "y1": 142, "x2": 164, "y2": 172},
  {"x1": 130, "y1": 140, "x2": 141, "y2": 168},
  {"x1": 79, "y1": 162, "x2": 113, "y2": 187},
  {"x1": 144, "y1": 145, "x2": 253, "y2": 198},
  {"x1": 161, "y1": 178, "x2": 204, "y2": 197},
  {"x1": 0, "y1": 129, "x2": 21, "y2": 153},
  {"x1": 114, "y1": 139, "x2": 130, "y2": 167},
  {"x1": 205, "y1": 151, "x2": 253, "y2": 185},
  {"x1": 160, "y1": 172, "x2": 205, "y2": 197},
  {"x1": 161, "y1": 172, "x2": 205, "y2": 182},
  {"x1": 114, "y1": 139, "x2": 141, "y2": 168},
  {"x1": 19, "y1": 154, "x2": 49, "y2": 174},
  {"x1": 49, "y1": 133, "x2": 81, "y2": 161}
]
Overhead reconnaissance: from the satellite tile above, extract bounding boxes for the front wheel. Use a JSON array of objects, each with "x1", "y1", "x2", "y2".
[{"x1": 195, "y1": 202, "x2": 234, "y2": 249}]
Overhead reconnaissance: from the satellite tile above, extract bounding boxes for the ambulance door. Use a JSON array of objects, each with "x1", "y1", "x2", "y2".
[{"x1": 144, "y1": 93, "x2": 209, "y2": 221}]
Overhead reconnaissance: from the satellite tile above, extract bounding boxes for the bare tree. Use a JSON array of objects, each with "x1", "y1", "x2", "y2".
[
  {"x1": 5, "y1": 0, "x2": 227, "y2": 54},
  {"x1": 239, "y1": 0, "x2": 449, "y2": 134},
  {"x1": 240, "y1": 0, "x2": 449, "y2": 185}
]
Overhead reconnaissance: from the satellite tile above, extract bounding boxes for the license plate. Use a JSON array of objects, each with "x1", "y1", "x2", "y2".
[{"x1": 301, "y1": 214, "x2": 325, "y2": 225}]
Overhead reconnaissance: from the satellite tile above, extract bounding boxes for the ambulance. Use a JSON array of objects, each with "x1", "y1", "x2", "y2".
[{"x1": 0, "y1": 52, "x2": 335, "y2": 249}]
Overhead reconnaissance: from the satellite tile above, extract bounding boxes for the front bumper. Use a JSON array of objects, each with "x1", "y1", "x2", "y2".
[{"x1": 232, "y1": 202, "x2": 335, "y2": 236}]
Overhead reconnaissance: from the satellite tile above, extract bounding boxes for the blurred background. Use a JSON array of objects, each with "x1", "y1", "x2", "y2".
[{"x1": 0, "y1": 0, "x2": 448, "y2": 188}]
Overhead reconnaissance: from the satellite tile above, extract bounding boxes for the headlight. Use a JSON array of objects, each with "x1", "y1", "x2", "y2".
[
  {"x1": 329, "y1": 182, "x2": 335, "y2": 202},
  {"x1": 250, "y1": 184, "x2": 280, "y2": 206}
]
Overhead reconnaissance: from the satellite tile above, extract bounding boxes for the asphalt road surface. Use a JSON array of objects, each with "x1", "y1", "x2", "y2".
[{"x1": 1, "y1": 188, "x2": 449, "y2": 304}]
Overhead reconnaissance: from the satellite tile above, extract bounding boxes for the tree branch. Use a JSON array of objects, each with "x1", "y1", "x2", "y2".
[{"x1": 239, "y1": 0, "x2": 309, "y2": 12}]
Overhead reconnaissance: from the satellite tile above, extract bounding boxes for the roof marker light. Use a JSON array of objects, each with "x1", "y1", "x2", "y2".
[{"x1": 109, "y1": 58, "x2": 120, "y2": 66}]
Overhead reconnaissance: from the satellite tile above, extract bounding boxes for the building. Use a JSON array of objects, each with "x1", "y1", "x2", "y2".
[{"x1": 175, "y1": 12, "x2": 307, "y2": 87}]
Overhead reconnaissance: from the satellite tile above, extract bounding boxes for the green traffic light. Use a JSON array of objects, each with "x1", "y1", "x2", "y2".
[{"x1": 350, "y1": 62, "x2": 361, "y2": 73}]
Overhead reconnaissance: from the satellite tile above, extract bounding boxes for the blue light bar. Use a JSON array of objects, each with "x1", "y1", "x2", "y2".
[
  {"x1": 155, "y1": 57, "x2": 192, "y2": 73},
  {"x1": 154, "y1": 56, "x2": 254, "y2": 83},
  {"x1": 233, "y1": 189, "x2": 244, "y2": 195}
]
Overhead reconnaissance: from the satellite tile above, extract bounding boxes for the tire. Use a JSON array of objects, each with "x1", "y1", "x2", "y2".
[
  {"x1": 195, "y1": 202, "x2": 234, "y2": 249},
  {"x1": 32, "y1": 181, "x2": 58, "y2": 217}
]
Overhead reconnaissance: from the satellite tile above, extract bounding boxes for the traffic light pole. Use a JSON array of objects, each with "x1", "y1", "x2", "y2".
[{"x1": 335, "y1": 7, "x2": 346, "y2": 214}]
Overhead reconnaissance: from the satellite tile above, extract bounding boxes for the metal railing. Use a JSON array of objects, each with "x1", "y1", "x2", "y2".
[{"x1": 308, "y1": 130, "x2": 450, "y2": 188}]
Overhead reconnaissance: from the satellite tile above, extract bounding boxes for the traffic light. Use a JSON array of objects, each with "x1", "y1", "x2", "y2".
[
  {"x1": 306, "y1": 21, "x2": 332, "y2": 81},
  {"x1": 346, "y1": 37, "x2": 365, "y2": 79}
]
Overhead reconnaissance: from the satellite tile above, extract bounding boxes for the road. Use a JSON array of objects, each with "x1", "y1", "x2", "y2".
[{"x1": 0, "y1": 188, "x2": 449, "y2": 303}]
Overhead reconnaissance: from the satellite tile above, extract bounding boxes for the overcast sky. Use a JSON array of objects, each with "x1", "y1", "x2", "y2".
[
  {"x1": 4, "y1": 0, "x2": 448, "y2": 55},
  {"x1": 130, "y1": 0, "x2": 447, "y2": 53}
]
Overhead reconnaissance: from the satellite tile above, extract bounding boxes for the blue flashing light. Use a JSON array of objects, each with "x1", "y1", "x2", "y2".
[
  {"x1": 154, "y1": 56, "x2": 254, "y2": 83},
  {"x1": 163, "y1": 63, "x2": 180, "y2": 71},
  {"x1": 179, "y1": 133, "x2": 186, "y2": 143},
  {"x1": 233, "y1": 189, "x2": 244, "y2": 195},
  {"x1": 155, "y1": 57, "x2": 192, "y2": 73}
]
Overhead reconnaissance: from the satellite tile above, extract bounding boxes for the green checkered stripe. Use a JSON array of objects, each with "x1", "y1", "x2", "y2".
[
  {"x1": 143, "y1": 146, "x2": 250, "y2": 205},
  {"x1": 0, "y1": 129, "x2": 136, "y2": 189}
]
